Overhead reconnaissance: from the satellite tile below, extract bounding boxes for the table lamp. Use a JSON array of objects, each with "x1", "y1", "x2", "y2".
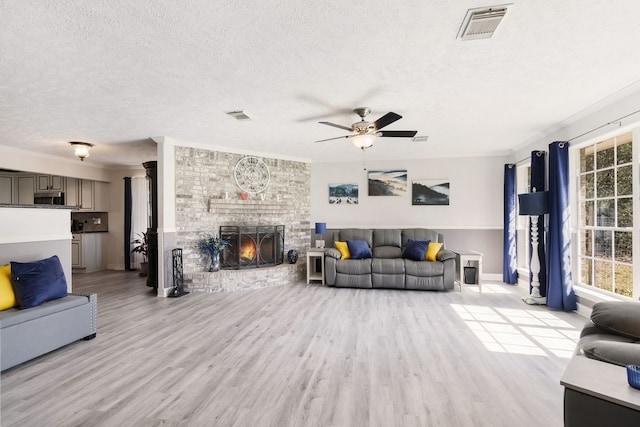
[{"x1": 314, "y1": 222, "x2": 327, "y2": 248}]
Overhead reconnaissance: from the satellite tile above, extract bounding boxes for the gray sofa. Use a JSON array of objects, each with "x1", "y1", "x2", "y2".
[
  {"x1": 561, "y1": 301, "x2": 640, "y2": 426},
  {"x1": 323, "y1": 228, "x2": 456, "y2": 290},
  {"x1": 0, "y1": 292, "x2": 97, "y2": 371}
]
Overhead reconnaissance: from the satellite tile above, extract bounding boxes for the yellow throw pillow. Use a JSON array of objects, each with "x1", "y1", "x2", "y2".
[
  {"x1": 334, "y1": 241, "x2": 351, "y2": 259},
  {"x1": 425, "y1": 242, "x2": 443, "y2": 262},
  {"x1": 0, "y1": 264, "x2": 16, "y2": 310}
]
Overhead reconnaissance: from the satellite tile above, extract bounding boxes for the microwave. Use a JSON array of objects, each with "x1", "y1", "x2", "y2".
[{"x1": 34, "y1": 191, "x2": 65, "y2": 205}]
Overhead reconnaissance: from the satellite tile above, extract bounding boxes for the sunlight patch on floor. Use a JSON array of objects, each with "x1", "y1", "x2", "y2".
[{"x1": 451, "y1": 303, "x2": 579, "y2": 358}]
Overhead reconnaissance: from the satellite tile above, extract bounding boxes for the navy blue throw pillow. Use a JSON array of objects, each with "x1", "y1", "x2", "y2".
[
  {"x1": 402, "y1": 239, "x2": 431, "y2": 261},
  {"x1": 11, "y1": 255, "x2": 68, "y2": 309},
  {"x1": 346, "y1": 239, "x2": 372, "y2": 259}
]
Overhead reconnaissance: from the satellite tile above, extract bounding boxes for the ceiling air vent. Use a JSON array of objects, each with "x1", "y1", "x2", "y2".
[
  {"x1": 226, "y1": 110, "x2": 252, "y2": 121},
  {"x1": 413, "y1": 136, "x2": 429, "y2": 143},
  {"x1": 458, "y1": 5, "x2": 511, "y2": 40}
]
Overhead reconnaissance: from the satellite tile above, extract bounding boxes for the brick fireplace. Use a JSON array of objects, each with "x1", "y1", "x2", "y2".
[{"x1": 174, "y1": 147, "x2": 310, "y2": 292}]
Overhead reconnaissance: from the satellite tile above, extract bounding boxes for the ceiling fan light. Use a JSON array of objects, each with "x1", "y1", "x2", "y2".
[{"x1": 351, "y1": 134, "x2": 375, "y2": 149}]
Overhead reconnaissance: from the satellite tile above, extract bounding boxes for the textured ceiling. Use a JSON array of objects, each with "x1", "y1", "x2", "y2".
[{"x1": 2, "y1": 1, "x2": 640, "y2": 167}]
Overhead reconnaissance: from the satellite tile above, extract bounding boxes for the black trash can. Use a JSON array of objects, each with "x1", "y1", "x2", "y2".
[{"x1": 464, "y1": 266, "x2": 477, "y2": 284}]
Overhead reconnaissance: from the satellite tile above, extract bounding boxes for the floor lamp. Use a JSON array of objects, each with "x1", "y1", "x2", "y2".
[{"x1": 518, "y1": 188, "x2": 549, "y2": 305}]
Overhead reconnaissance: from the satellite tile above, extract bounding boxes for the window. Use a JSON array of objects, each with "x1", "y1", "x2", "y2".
[{"x1": 577, "y1": 132, "x2": 633, "y2": 297}]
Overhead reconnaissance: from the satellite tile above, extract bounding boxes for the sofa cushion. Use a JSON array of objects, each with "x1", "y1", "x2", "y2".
[
  {"x1": 402, "y1": 239, "x2": 430, "y2": 261},
  {"x1": 402, "y1": 229, "x2": 441, "y2": 247},
  {"x1": 582, "y1": 340, "x2": 640, "y2": 367},
  {"x1": 336, "y1": 259, "x2": 372, "y2": 275},
  {"x1": 0, "y1": 294, "x2": 89, "y2": 329},
  {"x1": 373, "y1": 246, "x2": 403, "y2": 258},
  {"x1": 373, "y1": 229, "x2": 401, "y2": 248},
  {"x1": 334, "y1": 241, "x2": 351, "y2": 259},
  {"x1": 339, "y1": 229, "x2": 373, "y2": 248},
  {"x1": 347, "y1": 240, "x2": 372, "y2": 259},
  {"x1": 405, "y1": 259, "x2": 444, "y2": 277},
  {"x1": 590, "y1": 301, "x2": 640, "y2": 340},
  {"x1": 10, "y1": 255, "x2": 68, "y2": 309},
  {"x1": 426, "y1": 242, "x2": 443, "y2": 261},
  {"x1": 0, "y1": 264, "x2": 16, "y2": 311}
]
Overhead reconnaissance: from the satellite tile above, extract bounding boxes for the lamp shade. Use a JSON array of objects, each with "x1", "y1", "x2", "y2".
[
  {"x1": 518, "y1": 191, "x2": 549, "y2": 216},
  {"x1": 314, "y1": 222, "x2": 327, "y2": 234}
]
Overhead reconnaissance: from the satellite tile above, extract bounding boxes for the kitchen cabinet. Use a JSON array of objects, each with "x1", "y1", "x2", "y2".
[
  {"x1": 0, "y1": 174, "x2": 13, "y2": 203},
  {"x1": 66, "y1": 178, "x2": 79, "y2": 208},
  {"x1": 71, "y1": 234, "x2": 82, "y2": 268},
  {"x1": 80, "y1": 179, "x2": 94, "y2": 210},
  {"x1": 93, "y1": 181, "x2": 110, "y2": 212},
  {"x1": 37, "y1": 175, "x2": 64, "y2": 191},
  {"x1": 16, "y1": 175, "x2": 36, "y2": 204},
  {"x1": 72, "y1": 233, "x2": 106, "y2": 272}
]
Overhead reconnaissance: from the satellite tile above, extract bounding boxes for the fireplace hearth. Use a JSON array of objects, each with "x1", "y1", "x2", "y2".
[{"x1": 220, "y1": 225, "x2": 284, "y2": 269}]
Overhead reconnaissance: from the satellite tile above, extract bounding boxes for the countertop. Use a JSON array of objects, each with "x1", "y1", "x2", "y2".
[{"x1": 0, "y1": 204, "x2": 72, "y2": 209}]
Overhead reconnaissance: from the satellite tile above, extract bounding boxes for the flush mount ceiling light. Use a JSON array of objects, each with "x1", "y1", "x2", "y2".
[
  {"x1": 458, "y1": 4, "x2": 512, "y2": 40},
  {"x1": 69, "y1": 141, "x2": 94, "y2": 161}
]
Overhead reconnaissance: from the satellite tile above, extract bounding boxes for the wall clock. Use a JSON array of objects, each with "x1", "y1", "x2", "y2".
[{"x1": 234, "y1": 156, "x2": 271, "y2": 194}]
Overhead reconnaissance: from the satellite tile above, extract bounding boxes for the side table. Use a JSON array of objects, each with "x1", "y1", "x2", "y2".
[
  {"x1": 451, "y1": 250, "x2": 483, "y2": 292},
  {"x1": 306, "y1": 249, "x2": 325, "y2": 285}
]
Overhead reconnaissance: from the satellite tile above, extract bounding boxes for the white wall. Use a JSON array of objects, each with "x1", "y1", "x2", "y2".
[
  {"x1": 311, "y1": 155, "x2": 507, "y2": 275},
  {"x1": 0, "y1": 145, "x2": 111, "y2": 182},
  {"x1": 311, "y1": 155, "x2": 506, "y2": 228}
]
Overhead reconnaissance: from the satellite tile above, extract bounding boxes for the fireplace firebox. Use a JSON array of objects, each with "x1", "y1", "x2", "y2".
[{"x1": 220, "y1": 225, "x2": 284, "y2": 269}]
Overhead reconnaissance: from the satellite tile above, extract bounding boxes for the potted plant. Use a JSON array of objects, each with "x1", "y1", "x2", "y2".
[
  {"x1": 131, "y1": 232, "x2": 149, "y2": 276},
  {"x1": 197, "y1": 233, "x2": 231, "y2": 272}
]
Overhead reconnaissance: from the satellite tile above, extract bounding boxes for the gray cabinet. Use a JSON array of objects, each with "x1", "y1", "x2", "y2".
[
  {"x1": 0, "y1": 175, "x2": 13, "y2": 204},
  {"x1": 16, "y1": 175, "x2": 36, "y2": 204},
  {"x1": 37, "y1": 175, "x2": 64, "y2": 191},
  {"x1": 80, "y1": 179, "x2": 94, "y2": 210},
  {"x1": 66, "y1": 178, "x2": 79, "y2": 208},
  {"x1": 71, "y1": 234, "x2": 82, "y2": 268}
]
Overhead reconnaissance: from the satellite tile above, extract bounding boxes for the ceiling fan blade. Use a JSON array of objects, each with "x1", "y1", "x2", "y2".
[
  {"x1": 379, "y1": 130, "x2": 418, "y2": 138},
  {"x1": 319, "y1": 121, "x2": 352, "y2": 131},
  {"x1": 373, "y1": 112, "x2": 402, "y2": 130},
  {"x1": 315, "y1": 135, "x2": 350, "y2": 143}
]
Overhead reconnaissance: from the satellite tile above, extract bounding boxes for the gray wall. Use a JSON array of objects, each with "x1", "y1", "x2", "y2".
[{"x1": 0, "y1": 240, "x2": 73, "y2": 290}]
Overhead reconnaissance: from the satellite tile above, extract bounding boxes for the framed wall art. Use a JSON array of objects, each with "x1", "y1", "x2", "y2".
[
  {"x1": 367, "y1": 169, "x2": 407, "y2": 196},
  {"x1": 329, "y1": 183, "x2": 358, "y2": 204},
  {"x1": 412, "y1": 179, "x2": 450, "y2": 205}
]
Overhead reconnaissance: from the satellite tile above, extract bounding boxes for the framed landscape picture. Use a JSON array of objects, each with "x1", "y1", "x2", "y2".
[
  {"x1": 329, "y1": 183, "x2": 358, "y2": 204},
  {"x1": 367, "y1": 169, "x2": 407, "y2": 196},
  {"x1": 412, "y1": 179, "x2": 450, "y2": 205}
]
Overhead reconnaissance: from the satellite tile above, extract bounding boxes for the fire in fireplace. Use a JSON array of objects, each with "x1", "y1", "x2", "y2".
[{"x1": 220, "y1": 225, "x2": 284, "y2": 269}]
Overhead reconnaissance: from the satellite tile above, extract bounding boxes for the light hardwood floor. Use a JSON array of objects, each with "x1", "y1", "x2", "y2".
[{"x1": 1, "y1": 272, "x2": 585, "y2": 427}]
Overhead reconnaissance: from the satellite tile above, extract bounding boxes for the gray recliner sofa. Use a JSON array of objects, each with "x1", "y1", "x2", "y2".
[{"x1": 323, "y1": 228, "x2": 456, "y2": 290}]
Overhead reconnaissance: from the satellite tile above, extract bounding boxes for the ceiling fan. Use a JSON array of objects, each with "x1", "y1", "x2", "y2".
[{"x1": 315, "y1": 107, "x2": 418, "y2": 149}]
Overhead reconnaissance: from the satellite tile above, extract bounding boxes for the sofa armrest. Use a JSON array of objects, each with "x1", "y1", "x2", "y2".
[
  {"x1": 325, "y1": 248, "x2": 342, "y2": 260},
  {"x1": 437, "y1": 249, "x2": 456, "y2": 262}
]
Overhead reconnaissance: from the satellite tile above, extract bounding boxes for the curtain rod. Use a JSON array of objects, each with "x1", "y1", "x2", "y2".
[
  {"x1": 511, "y1": 107, "x2": 640, "y2": 165},
  {"x1": 567, "y1": 108, "x2": 640, "y2": 142}
]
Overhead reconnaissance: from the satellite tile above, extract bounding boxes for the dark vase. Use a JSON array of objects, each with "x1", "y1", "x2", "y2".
[
  {"x1": 287, "y1": 249, "x2": 298, "y2": 264},
  {"x1": 209, "y1": 253, "x2": 220, "y2": 272}
]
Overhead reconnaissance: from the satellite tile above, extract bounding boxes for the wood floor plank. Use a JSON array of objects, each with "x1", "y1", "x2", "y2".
[{"x1": 0, "y1": 271, "x2": 585, "y2": 426}]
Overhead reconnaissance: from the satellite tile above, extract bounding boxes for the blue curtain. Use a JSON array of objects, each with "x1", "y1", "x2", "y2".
[
  {"x1": 547, "y1": 141, "x2": 577, "y2": 311},
  {"x1": 530, "y1": 151, "x2": 547, "y2": 296},
  {"x1": 124, "y1": 177, "x2": 133, "y2": 271},
  {"x1": 503, "y1": 164, "x2": 517, "y2": 284}
]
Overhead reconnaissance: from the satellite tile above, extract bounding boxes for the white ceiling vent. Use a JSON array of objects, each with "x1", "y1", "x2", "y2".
[
  {"x1": 413, "y1": 136, "x2": 429, "y2": 143},
  {"x1": 226, "y1": 110, "x2": 252, "y2": 121},
  {"x1": 458, "y1": 5, "x2": 511, "y2": 40}
]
